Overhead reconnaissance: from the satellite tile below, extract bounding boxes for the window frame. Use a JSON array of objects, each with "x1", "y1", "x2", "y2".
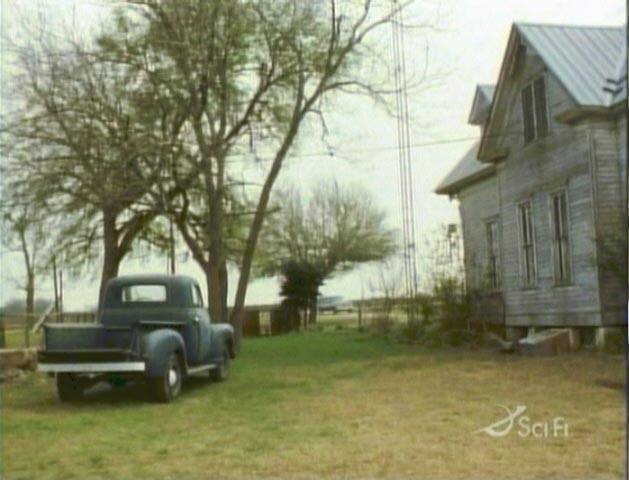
[
  {"x1": 191, "y1": 285, "x2": 204, "y2": 308},
  {"x1": 549, "y1": 189, "x2": 573, "y2": 285},
  {"x1": 517, "y1": 200, "x2": 537, "y2": 288},
  {"x1": 520, "y1": 74, "x2": 550, "y2": 145},
  {"x1": 120, "y1": 284, "x2": 169, "y2": 304}
]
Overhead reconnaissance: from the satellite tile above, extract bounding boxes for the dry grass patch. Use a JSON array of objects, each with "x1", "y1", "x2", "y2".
[{"x1": 1, "y1": 331, "x2": 625, "y2": 479}]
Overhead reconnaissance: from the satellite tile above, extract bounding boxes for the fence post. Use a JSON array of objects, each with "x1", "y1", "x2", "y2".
[
  {"x1": 24, "y1": 315, "x2": 30, "y2": 348},
  {"x1": 0, "y1": 313, "x2": 5, "y2": 349},
  {"x1": 358, "y1": 303, "x2": 362, "y2": 329},
  {"x1": 59, "y1": 270, "x2": 64, "y2": 323},
  {"x1": 53, "y1": 255, "x2": 60, "y2": 322}
]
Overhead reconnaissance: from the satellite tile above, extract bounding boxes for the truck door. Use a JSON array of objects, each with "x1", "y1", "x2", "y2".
[{"x1": 191, "y1": 285, "x2": 211, "y2": 363}]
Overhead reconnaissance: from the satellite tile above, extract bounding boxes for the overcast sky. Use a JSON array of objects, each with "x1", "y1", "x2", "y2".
[{"x1": 0, "y1": 0, "x2": 626, "y2": 310}]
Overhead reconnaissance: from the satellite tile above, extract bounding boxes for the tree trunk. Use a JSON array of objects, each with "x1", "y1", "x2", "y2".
[
  {"x1": 220, "y1": 261, "x2": 228, "y2": 322},
  {"x1": 309, "y1": 298, "x2": 318, "y2": 324},
  {"x1": 231, "y1": 74, "x2": 308, "y2": 349},
  {"x1": 231, "y1": 125, "x2": 304, "y2": 347},
  {"x1": 25, "y1": 270, "x2": 34, "y2": 317},
  {"x1": 206, "y1": 262, "x2": 225, "y2": 323},
  {"x1": 206, "y1": 185, "x2": 227, "y2": 324},
  {"x1": 18, "y1": 228, "x2": 35, "y2": 319},
  {"x1": 98, "y1": 209, "x2": 121, "y2": 309}
]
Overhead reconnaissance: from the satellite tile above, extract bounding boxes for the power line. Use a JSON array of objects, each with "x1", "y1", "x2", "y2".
[
  {"x1": 0, "y1": 126, "x2": 560, "y2": 213},
  {"x1": 220, "y1": 127, "x2": 568, "y2": 163}
]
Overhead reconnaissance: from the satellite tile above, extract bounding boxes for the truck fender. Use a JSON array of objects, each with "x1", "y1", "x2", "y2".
[{"x1": 139, "y1": 329, "x2": 187, "y2": 378}]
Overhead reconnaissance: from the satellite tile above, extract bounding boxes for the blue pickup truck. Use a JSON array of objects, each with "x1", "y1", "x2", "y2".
[{"x1": 37, "y1": 275, "x2": 235, "y2": 402}]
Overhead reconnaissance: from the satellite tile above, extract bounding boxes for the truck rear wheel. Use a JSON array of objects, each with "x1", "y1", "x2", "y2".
[
  {"x1": 151, "y1": 353, "x2": 182, "y2": 402},
  {"x1": 210, "y1": 346, "x2": 229, "y2": 382},
  {"x1": 57, "y1": 373, "x2": 85, "y2": 402}
]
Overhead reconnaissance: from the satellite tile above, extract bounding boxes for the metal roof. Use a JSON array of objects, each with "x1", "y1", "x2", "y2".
[
  {"x1": 434, "y1": 142, "x2": 494, "y2": 195},
  {"x1": 479, "y1": 84, "x2": 496, "y2": 102},
  {"x1": 468, "y1": 84, "x2": 496, "y2": 125},
  {"x1": 437, "y1": 22, "x2": 626, "y2": 195},
  {"x1": 604, "y1": 40, "x2": 627, "y2": 105},
  {"x1": 517, "y1": 23, "x2": 627, "y2": 107}
]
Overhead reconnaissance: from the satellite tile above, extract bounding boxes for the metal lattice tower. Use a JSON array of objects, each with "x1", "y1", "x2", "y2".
[{"x1": 390, "y1": 0, "x2": 419, "y2": 324}]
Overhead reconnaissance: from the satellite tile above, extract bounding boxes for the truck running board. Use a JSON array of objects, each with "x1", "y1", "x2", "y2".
[{"x1": 187, "y1": 364, "x2": 218, "y2": 375}]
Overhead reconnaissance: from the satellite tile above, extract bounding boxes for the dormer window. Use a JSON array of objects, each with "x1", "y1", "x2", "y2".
[{"x1": 521, "y1": 76, "x2": 549, "y2": 143}]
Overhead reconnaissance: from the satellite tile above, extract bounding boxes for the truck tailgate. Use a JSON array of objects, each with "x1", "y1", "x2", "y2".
[
  {"x1": 38, "y1": 324, "x2": 143, "y2": 372},
  {"x1": 43, "y1": 324, "x2": 134, "y2": 350}
]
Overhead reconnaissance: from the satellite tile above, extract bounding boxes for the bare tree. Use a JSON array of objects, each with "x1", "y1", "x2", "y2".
[
  {"x1": 258, "y1": 179, "x2": 396, "y2": 321},
  {"x1": 1, "y1": 27, "x2": 172, "y2": 306},
  {"x1": 0, "y1": 204, "x2": 48, "y2": 316},
  {"x1": 4, "y1": 1, "x2": 423, "y2": 347},
  {"x1": 368, "y1": 260, "x2": 402, "y2": 333},
  {"x1": 97, "y1": 0, "x2": 414, "y2": 348}
]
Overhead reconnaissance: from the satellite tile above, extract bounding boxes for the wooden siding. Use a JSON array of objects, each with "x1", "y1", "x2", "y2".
[
  {"x1": 497, "y1": 130, "x2": 602, "y2": 326},
  {"x1": 482, "y1": 48, "x2": 605, "y2": 328},
  {"x1": 585, "y1": 114, "x2": 627, "y2": 325},
  {"x1": 455, "y1": 40, "x2": 625, "y2": 329},
  {"x1": 457, "y1": 175, "x2": 500, "y2": 293}
]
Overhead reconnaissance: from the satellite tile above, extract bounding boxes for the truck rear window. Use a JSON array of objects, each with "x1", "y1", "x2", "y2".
[{"x1": 121, "y1": 285, "x2": 167, "y2": 303}]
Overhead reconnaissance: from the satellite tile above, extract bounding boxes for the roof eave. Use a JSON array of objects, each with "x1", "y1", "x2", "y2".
[
  {"x1": 555, "y1": 101, "x2": 628, "y2": 124},
  {"x1": 435, "y1": 165, "x2": 497, "y2": 196},
  {"x1": 478, "y1": 24, "x2": 520, "y2": 161}
]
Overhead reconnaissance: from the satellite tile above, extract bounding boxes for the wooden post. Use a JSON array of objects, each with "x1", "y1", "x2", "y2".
[
  {"x1": 358, "y1": 282, "x2": 364, "y2": 329},
  {"x1": 358, "y1": 303, "x2": 362, "y2": 329},
  {"x1": 24, "y1": 314, "x2": 30, "y2": 348},
  {"x1": 59, "y1": 269, "x2": 64, "y2": 323},
  {"x1": 53, "y1": 256, "x2": 59, "y2": 322}
]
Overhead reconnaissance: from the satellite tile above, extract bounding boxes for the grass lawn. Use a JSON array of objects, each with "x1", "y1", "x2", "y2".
[
  {"x1": 3, "y1": 328, "x2": 42, "y2": 350},
  {"x1": 1, "y1": 330, "x2": 626, "y2": 479}
]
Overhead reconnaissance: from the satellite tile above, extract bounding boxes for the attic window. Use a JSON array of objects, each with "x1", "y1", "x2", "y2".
[{"x1": 521, "y1": 76, "x2": 549, "y2": 143}]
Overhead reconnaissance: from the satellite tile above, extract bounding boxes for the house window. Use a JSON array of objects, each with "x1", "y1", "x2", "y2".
[
  {"x1": 486, "y1": 220, "x2": 500, "y2": 289},
  {"x1": 551, "y1": 191, "x2": 571, "y2": 283},
  {"x1": 521, "y1": 76, "x2": 549, "y2": 143},
  {"x1": 518, "y1": 201, "x2": 536, "y2": 286}
]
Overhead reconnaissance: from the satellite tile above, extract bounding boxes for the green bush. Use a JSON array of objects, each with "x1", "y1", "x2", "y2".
[
  {"x1": 418, "y1": 296, "x2": 435, "y2": 323},
  {"x1": 601, "y1": 329, "x2": 627, "y2": 354},
  {"x1": 370, "y1": 315, "x2": 393, "y2": 335},
  {"x1": 432, "y1": 276, "x2": 471, "y2": 330}
]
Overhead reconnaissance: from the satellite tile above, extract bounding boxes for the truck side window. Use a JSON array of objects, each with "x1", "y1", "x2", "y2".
[{"x1": 191, "y1": 285, "x2": 204, "y2": 307}]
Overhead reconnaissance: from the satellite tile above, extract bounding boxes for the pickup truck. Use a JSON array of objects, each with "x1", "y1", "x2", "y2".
[{"x1": 37, "y1": 275, "x2": 235, "y2": 402}]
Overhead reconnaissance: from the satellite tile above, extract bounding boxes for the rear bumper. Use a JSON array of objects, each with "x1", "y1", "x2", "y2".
[
  {"x1": 37, "y1": 349, "x2": 145, "y2": 373},
  {"x1": 37, "y1": 362, "x2": 146, "y2": 373}
]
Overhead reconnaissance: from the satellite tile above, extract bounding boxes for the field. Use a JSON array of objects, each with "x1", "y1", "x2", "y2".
[{"x1": 1, "y1": 328, "x2": 626, "y2": 479}]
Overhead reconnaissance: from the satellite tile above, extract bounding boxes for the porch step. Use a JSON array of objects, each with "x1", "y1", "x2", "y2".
[{"x1": 518, "y1": 328, "x2": 571, "y2": 356}]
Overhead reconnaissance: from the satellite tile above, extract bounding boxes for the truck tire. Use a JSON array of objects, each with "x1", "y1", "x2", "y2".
[
  {"x1": 57, "y1": 373, "x2": 85, "y2": 402},
  {"x1": 151, "y1": 353, "x2": 182, "y2": 402},
  {"x1": 210, "y1": 346, "x2": 229, "y2": 382}
]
